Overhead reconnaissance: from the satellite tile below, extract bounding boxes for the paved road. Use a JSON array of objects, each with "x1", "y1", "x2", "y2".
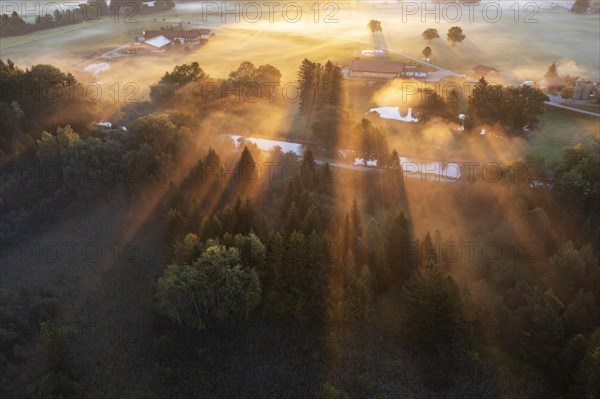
[
  {"x1": 314, "y1": 160, "x2": 461, "y2": 184},
  {"x1": 545, "y1": 101, "x2": 600, "y2": 117}
]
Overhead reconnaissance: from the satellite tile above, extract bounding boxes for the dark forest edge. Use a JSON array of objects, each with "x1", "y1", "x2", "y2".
[{"x1": 0, "y1": 57, "x2": 599, "y2": 398}]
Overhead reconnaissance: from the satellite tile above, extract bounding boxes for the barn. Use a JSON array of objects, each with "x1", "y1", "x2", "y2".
[
  {"x1": 143, "y1": 29, "x2": 212, "y2": 46},
  {"x1": 348, "y1": 59, "x2": 405, "y2": 79}
]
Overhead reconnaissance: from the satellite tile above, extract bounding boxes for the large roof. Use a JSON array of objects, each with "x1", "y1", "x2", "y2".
[
  {"x1": 349, "y1": 59, "x2": 404, "y2": 74},
  {"x1": 144, "y1": 35, "x2": 172, "y2": 48},
  {"x1": 144, "y1": 29, "x2": 211, "y2": 40},
  {"x1": 472, "y1": 64, "x2": 499, "y2": 73}
]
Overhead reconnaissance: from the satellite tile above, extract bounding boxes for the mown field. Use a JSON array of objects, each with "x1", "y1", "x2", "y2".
[{"x1": 526, "y1": 107, "x2": 600, "y2": 161}]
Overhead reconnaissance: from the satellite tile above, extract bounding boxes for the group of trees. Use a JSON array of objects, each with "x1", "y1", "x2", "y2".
[
  {"x1": 35, "y1": 322, "x2": 83, "y2": 398},
  {"x1": 350, "y1": 118, "x2": 397, "y2": 167},
  {"x1": 157, "y1": 147, "x2": 340, "y2": 326},
  {"x1": 224, "y1": 61, "x2": 283, "y2": 101},
  {"x1": 422, "y1": 27, "x2": 466, "y2": 46},
  {"x1": 297, "y1": 59, "x2": 344, "y2": 115},
  {"x1": 156, "y1": 242, "x2": 262, "y2": 330},
  {"x1": 553, "y1": 144, "x2": 600, "y2": 219},
  {"x1": 474, "y1": 239, "x2": 600, "y2": 397},
  {"x1": 542, "y1": 62, "x2": 577, "y2": 100},
  {"x1": 297, "y1": 59, "x2": 345, "y2": 150},
  {"x1": 412, "y1": 88, "x2": 460, "y2": 122},
  {"x1": 149, "y1": 61, "x2": 283, "y2": 112},
  {"x1": 465, "y1": 77, "x2": 549, "y2": 133},
  {"x1": 0, "y1": 287, "x2": 74, "y2": 398},
  {"x1": 0, "y1": 59, "x2": 98, "y2": 159},
  {"x1": 150, "y1": 61, "x2": 206, "y2": 104},
  {"x1": 1, "y1": 112, "x2": 194, "y2": 239},
  {"x1": 263, "y1": 229, "x2": 334, "y2": 321}
]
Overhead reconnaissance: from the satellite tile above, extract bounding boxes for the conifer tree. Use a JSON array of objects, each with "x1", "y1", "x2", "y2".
[{"x1": 384, "y1": 211, "x2": 417, "y2": 284}]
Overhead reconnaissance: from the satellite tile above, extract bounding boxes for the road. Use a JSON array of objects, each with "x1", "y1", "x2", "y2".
[
  {"x1": 544, "y1": 101, "x2": 600, "y2": 117},
  {"x1": 314, "y1": 158, "x2": 463, "y2": 184}
]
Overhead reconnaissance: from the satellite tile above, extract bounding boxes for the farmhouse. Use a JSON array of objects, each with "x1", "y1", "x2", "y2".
[
  {"x1": 143, "y1": 29, "x2": 212, "y2": 46},
  {"x1": 572, "y1": 78, "x2": 598, "y2": 100},
  {"x1": 472, "y1": 64, "x2": 500, "y2": 77},
  {"x1": 404, "y1": 63, "x2": 428, "y2": 79},
  {"x1": 348, "y1": 59, "x2": 405, "y2": 79}
]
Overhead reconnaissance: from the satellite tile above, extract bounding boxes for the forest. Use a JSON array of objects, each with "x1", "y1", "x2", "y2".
[{"x1": 0, "y1": 56, "x2": 599, "y2": 398}]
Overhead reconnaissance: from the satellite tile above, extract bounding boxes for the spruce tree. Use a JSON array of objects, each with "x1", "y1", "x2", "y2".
[
  {"x1": 297, "y1": 58, "x2": 316, "y2": 115},
  {"x1": 384, "y1": 211, "x2": 416, "y2": 284}
]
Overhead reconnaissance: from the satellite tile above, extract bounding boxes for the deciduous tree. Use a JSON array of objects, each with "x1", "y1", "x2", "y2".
[
  {"x1": 421, "y1": 28, "x2": 440, "y2": 44},
  {"x1": 447, "y1": 26, "x2": 465, "y2": 46}
]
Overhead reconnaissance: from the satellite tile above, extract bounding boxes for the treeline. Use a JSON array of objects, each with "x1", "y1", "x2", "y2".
[
  {"x1": 1, "y1": 1, "x2": 108, "y2": 36},
  {"x1": 0, "y1": 0, "x2": 175, "y2": 37}
]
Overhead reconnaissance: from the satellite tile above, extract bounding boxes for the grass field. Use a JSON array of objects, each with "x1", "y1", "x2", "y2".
[
  {"x1": 526, "y1": 107, "x2": 600, "y2": 161},
  {"x1": 3, "y1": 2, "x2": 598, "y2": 81}
]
